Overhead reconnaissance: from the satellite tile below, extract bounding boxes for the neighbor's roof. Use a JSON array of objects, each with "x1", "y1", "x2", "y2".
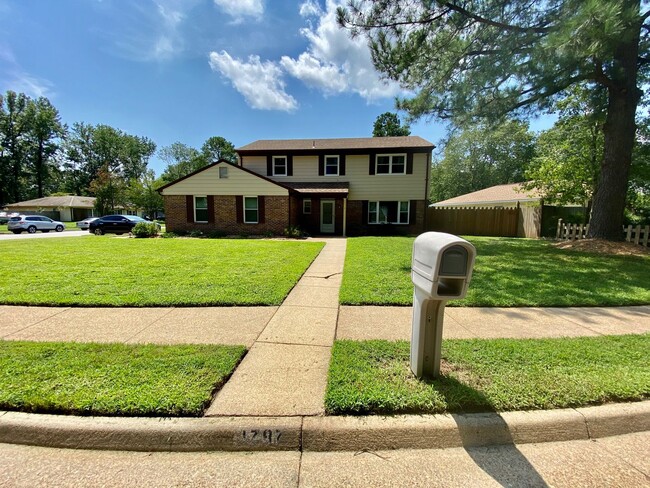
[
  {"x1": 237, "y1": 136, "x2": 434, "y2": 152},
  {"x1": 283, "y1": 182, "x2": 350, "y2": 194},
  {"x1": 432, "y1": 183, "x2": 542, "y2": 207},
  {"x1": 6, "y1": 196, "x2": 96, "y2": 208}
]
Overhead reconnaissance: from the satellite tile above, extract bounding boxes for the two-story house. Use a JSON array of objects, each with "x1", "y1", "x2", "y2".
[{"x1": 158, "y1": 136, "x2": 434, "y2": 236}]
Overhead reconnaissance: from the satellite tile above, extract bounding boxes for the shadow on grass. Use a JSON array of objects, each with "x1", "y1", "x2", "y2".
[{"x1": 427, "y1": 375, "x2": 548, "y2": 487}]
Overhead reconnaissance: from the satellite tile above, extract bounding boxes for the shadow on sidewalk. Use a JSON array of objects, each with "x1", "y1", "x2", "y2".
[{"x1": 434, "y1": 377, "x2": 548, "y2": 487}]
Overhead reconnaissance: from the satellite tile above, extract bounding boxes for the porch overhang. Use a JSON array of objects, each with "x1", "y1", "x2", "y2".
[{"x1": 284, "y1": 182, "x2": 349, "y2": 197}]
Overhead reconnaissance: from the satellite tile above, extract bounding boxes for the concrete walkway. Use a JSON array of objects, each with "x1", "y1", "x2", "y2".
[{"x1": 206, "y1": 238, "x2": 346, "y2": 417}]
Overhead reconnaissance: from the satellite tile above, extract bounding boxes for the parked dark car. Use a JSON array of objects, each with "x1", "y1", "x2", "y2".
[{"x1": 88, "y1": 215, "x2": 160, "y2": 235}]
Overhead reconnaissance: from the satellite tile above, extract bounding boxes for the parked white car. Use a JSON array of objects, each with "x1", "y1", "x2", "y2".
[
  {"x1": 76, "y1": 217, "x2": 99, "y2": 230},
  {"x1": 7, "y1": 215, "x2": 66, "y2": 234}
]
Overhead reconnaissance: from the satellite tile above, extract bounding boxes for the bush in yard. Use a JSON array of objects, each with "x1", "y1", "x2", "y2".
[
  {"x1": 283, "y1": 225, "x2": 307, "y2": 239},
  {"x1": 132, "y1": 222, "x2": 159, "y2": 238}
]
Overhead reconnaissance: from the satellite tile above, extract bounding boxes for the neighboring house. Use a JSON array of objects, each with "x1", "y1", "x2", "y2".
[
  {"x1": 158, "y1": 136, "x2": 434, "y2": 236},
  {"x1": 5, "y1": 196, "x2": 96, "y2": 221},
  {"x1": 431, "y1": 183, "x2": 542, "y2": 208},
  {"x1": 5, "y1": 196, "x2": 146, "y2": 221}
]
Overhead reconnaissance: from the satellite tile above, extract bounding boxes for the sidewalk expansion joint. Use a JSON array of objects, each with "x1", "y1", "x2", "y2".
[
  {"x1": 3, "y1": 307, "x2": 71, "y2": 340},
  {"x1": 255, "y1": 340, "x2": 332, "y2": 348},
  {"x1": 574, "y1": 408, "x2": 593, "y2": 439}
]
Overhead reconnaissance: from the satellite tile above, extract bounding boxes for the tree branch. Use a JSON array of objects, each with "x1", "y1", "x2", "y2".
[{"x1": 440, "y1": 2, "x2": 550, "y2": 34}]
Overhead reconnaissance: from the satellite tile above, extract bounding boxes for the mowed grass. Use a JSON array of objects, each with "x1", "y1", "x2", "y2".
[
  {"x1": 0, "y1": 237, "x2": 324, "y2": 306},
  {"x1": 0, "y1": 340, "x2": 246, "y2": 416},
  {"x1": 326, "y1": 336, "x2": 650, "y2": 415},
  {"x1": 340, "y1": 236, "x2": 650, "y2": 306}
]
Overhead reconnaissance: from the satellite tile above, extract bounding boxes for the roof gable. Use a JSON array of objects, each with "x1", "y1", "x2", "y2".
[{"x1": 432, "y1": 183, "x2": 542, "y2": 207}]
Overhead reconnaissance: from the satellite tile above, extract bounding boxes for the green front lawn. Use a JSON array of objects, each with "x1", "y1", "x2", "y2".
[
  {"x1": 0, "y1": 341, "x2": 245, "y2": 416},
  {"x1": 340, "y1": 236, "x2": 650, "y2": 306},
  {"x1": 326, "y1": 336, "x2": 650, "y2": 415},
  {"x1": 0, "y1": 238, "x2": 324, "y2": 306}
]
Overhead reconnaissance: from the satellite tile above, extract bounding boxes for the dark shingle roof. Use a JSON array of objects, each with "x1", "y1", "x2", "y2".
[{"x1": 237, "y1": 136, "x2": 434, "y2": 152}]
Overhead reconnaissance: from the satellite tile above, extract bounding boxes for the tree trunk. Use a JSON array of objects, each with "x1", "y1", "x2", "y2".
[
  {"x1": 36, "y1": 141, "x2": 44, "y2": 198},
  {"x1": 588, "y1": 21, "x2": 641, "y2": 240}
]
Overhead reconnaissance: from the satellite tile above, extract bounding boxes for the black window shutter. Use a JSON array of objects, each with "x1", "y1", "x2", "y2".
[
  {"x1": 236, "y1": 196, "x2": 243, "y2": 223},
  {"x1": 207, "y1": 195, "x2": 215, "y2": 223},
  {"x1": 339, "y1": 154, "x2": 346, "y2": 176},
  {"x1": 258, "y1": 196, "x2": 265, "y2": 223},
  {"x1": 287, "y1": 156, "x2": 293, "y2": 176},
  {"x1": 362, "y1": 200, "x2": 369, "y2": 223},
  {"x1": 406, "y1": 153, "x2": 413, "y2": 174},
  {"x1": 318, "y1": 154, "x2": 324, "y2": 176},
  {"x1": 410, "y1": 200, "x2": 417, "y2": 224},
  {"x1": 186, "y1": 195, "x2": 194, "y2": 222},
  {"x1": 266, "y1": 156, "x2": 273, "y2": 176},
  {"x1": 368, "y1": 153, "x2": 375, "y2": 175}
]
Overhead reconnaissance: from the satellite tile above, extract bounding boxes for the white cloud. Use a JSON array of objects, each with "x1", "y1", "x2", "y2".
[
  {"x1": 299, "y1": 0, "x2": 322, "y2": 18},
  {"x1": 213, "y1": 0, "x2": 263, "y2": 21},
  {"x1": 284, "y1": 0, "x2": 401, "y2": 102},
  {"x1": 280, "y1": 53, "x2": 346, "y2": 95},
  {"x1": 208, "y1": 50, "x2": 297, "y2": 112}
]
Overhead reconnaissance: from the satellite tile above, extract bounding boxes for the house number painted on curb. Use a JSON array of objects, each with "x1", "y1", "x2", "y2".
[{"x1": 241, "y1": 429, "x2": 282, "y2": 445}]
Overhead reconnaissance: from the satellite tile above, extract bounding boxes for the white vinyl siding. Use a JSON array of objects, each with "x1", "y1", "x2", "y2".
[
  {"x1": 241, "y1": 154, "x2": 427, "y2": 200},
  {"x1": 160, "y1": 162, "x2": 288, "y2": 197}
]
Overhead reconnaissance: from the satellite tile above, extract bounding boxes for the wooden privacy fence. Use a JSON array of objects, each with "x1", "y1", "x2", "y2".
[
  {"x1": 426, "y1": 206, "x2": 520, "y2": 237},
  {"x1": 556, "y1": 219, "x2": 650, "y2": 247}
]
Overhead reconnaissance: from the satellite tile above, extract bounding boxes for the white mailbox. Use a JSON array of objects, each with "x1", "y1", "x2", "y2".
[{"x1": 410, "y1": 232, "x2": 476, "y2": 379}]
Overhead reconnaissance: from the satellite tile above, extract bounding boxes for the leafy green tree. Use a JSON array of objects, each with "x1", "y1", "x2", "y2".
[
  {"x1": 127, "y1": 170, "x2": 164, "y2": 219},
  {"x1": 63, "y1": 123, "x2": 156, "y2": 197},
  {"x1": 339, "y1": 0, "x2": 650, "y2": 240},
  {"x1": 430, "y1": 120, "x2": 536, "y2": 202},
  {"x1": 372, "y1": 112, "x2": 411, "y2": 137},
  {"x1": 24, "y1": 97, "x2": 66, "y2": 198},
  {"x1": 200, "y1": 136, "x2": 237, "y2": 163},
  {"x1": 90, "y1": 165, "x2": 127, "y2": 215},
  {"x1": 159, "y1": 142, "x2": 204, "y2": 183},
  {"x1": 0, "y1": 91, "x2": 29, "y2": 203},
  {"x1": 159, "y1": 136, "x2": 237, "y2": 183}
]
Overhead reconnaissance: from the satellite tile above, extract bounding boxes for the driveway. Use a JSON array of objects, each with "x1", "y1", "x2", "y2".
[{"x1": 0, "y1": 230, "x2": 90, "y2": 241}]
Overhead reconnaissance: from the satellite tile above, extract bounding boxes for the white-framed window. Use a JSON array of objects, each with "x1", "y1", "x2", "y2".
[
  {"x1": 244, "y1": 196, "x2": 258, "y2": 224},
  {"x1": 272, "y1": 156, "x2": 287, "y2": 176},
  {"x1": 219, "y1": 166, "x2": 228, "y2": 178},
  {"x1": 194, "y1": 196, "x2": 208, "y2": 222},
  {"x1": 303, "y1": 198, "x2": 312, "y2": 214},
  {"x1": 375, "y1": 154, "x2": 406, "y2": 174},
  {"x1": 324, "y1": 155, "x2": 339, "y2": 176},
  {"x1": 368, "y1": 201, "x2": 410, "y2": 224}
]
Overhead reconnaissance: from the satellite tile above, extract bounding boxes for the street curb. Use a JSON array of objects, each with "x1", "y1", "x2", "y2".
[{"x1": 0, "y1": 401, "x2": 648, "y2": 453}]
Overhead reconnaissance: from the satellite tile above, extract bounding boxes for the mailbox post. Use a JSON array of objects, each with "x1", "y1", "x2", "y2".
[{"x1": 411, "y1": 232, "x2": 476, "y2": 379}]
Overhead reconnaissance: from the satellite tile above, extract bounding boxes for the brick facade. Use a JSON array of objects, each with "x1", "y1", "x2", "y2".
[{"x1": 164, "y1": 195, "x2": 290, "y2": 235}]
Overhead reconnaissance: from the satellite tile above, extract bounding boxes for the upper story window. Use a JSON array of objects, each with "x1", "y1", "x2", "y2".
[
  {"x1": 324, "y1": 155, "x2": 339, "y2": 176},
  {"x1": 375, "y1": 154, "x2": 406, "y2": 175},
  {"x1": 194, "y1": 196, "x2": 208, "y2": 222},
  {"x1": 273, "y1": 156, "x2": 287, "y2": 176},
  {"x1": 219, "y1": 166, "x2": 228, "y2": 178}
]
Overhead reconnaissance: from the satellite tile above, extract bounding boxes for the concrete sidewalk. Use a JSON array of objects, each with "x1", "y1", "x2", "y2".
[{"x1": 2, "y1": 304, "x2": 648, "y2": 345}]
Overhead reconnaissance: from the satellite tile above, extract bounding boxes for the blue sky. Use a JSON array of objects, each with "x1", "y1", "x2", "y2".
[{"x1": 0, "y1": 0, "x2": 551, "y2": 176}]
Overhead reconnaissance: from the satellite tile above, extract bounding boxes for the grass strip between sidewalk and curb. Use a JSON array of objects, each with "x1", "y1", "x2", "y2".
[
  {"x1": 0, "y1": 238, "x2": 324, "y2": 306},
  {"x1": 340, "y1": 236, "x2": 650, "y2": 307},
  {"x1": 0, "y1": 341, "x2": 246, "y2": 416},
  {"x1": 325, "y1": 335, "x2": 650, "y2": 415}
]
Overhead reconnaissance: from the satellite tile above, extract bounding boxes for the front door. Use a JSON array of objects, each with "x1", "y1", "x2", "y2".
[{"x1": 320, "y1": 199, "x2": 335, "y2": 234}]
